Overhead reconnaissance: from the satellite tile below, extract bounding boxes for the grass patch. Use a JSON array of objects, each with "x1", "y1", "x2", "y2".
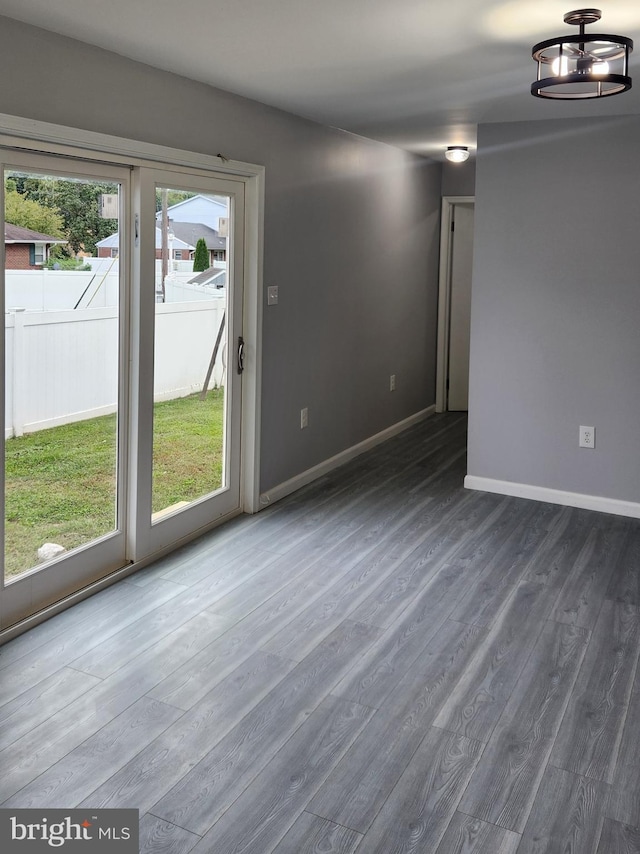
[
  {"x1": 5, "y1": 390, "x2": 224, "y2": 578},
  {"x1": 152, "y1": 389, "x2": 225, "y2": 510}
]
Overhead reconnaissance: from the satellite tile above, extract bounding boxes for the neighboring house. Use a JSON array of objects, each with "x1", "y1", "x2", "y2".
[
  {"x1": 156, "y1": 195, "x2": 228, "y2": 263},
  {"x1": 97, "y1": 221, "x2": 225, "y2": 264},
  {"x1": 4, "y1": 223, "x2": 67, "y2": 269},
  {"x1": 95, "y1": 228, "x2": 194, "y2": 259},
  {"x1": 96, "y1": 195, "x2": 228, "y2": 263},
  {"x1": 169, "y1": 222, "x2": 226, "y2": 264},
  {"x1": 156, "y1": 194, "x2": 228, "y2": 229}
]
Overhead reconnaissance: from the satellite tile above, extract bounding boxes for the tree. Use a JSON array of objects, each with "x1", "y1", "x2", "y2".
[
  {"x1": 155, "y1": 189, "x2": 196, "y2": 212},
  {"x1": 11, "y1": 176, "x2": 118, "y2": 255},
  {"x1": 192, "y1": 238, "x2": 209, "y2": 272},
  {"x1": 4, "y1": 189, "x2": 64, "y2": 237}
]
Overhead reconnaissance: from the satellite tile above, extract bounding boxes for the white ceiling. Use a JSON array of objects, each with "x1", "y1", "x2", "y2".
[{"x1": 1, "y1": 0, "x2": 639, "y2": 159}]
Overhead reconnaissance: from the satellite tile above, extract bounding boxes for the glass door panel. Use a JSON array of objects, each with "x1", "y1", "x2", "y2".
[
  {"x1": 1, "y1": 153, "x2": 128, "y2": 627},
  {"x1": 151, "y1": 187, "x2": 234, "y2": 523}
]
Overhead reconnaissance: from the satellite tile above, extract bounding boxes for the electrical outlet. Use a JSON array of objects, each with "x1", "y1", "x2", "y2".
[
  {"x1": 579, "y1": 426, "x2": 595, "y2": 448},
  {"x1": 267, "y1": 285, "x2": 279, "y2": 305},
  {"x1": 390, "y1": 374, "x2": 396, "y2": 391},
  {"x1": 300, "y1": 407, "x2": 308, "y2": 429}
]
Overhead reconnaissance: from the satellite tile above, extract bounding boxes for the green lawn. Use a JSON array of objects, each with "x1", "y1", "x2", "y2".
[{"x1": 4, "y1": 390, "x2": 224, "y2": 578}]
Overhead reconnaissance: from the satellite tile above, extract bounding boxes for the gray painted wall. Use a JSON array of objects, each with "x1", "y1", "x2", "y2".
[
  {"x1": 441, "y1": 160, "x2": 476, "y2": 197},
  {"x1": 0, "y1": 17, "x2": 442, "y2": 493},
  {"x1": 468, "y1": 117, "x2": 640, "y2": 504}
]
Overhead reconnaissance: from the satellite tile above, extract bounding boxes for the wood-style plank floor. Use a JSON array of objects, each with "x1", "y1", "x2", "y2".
[{"x1": 2, "y1": 413, "x2": 640, "y2": 853}]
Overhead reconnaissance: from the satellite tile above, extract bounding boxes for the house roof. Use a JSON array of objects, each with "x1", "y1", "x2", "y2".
[
  {"x1": 96, "y1": 228, "x2": 193, "y2": 251},
  {"x1": 188, "y1": 266, "x2": 227, "y2": 287},
  {"x1": 5, "y1": 223, "x2": 67, "y2": 244},
  {"x1": 157, "y1": 194, "x2": 228, "y2": 219},
  {"x1": 169, "y1": 222, "x2": 226, "y2": 252}
]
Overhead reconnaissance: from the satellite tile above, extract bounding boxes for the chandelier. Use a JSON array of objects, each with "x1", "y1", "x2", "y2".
[{"x1": 531, "y1": 9, "x2": 632, "y2": 99}]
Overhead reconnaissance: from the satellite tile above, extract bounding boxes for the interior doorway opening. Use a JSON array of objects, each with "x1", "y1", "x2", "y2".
[{"x1": 436, "y1": 196, "x2": 475, "y2": 413}]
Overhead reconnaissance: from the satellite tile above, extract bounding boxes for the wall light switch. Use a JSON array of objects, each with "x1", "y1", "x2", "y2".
[{"x1": 267, "y1": 285, "x2": 279, "y2": 306}]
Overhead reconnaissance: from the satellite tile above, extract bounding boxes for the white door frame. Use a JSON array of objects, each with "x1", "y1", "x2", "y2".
[
  {"x1": 435, "y1": 195, "x2": 475, "y2": 412},
  {"x1": 0, "y1": 113, "x2": 264, "y2": 639}
]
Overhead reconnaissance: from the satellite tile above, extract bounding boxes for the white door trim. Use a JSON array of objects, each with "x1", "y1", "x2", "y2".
[
  {"x1": 436, "y1": 195, "x2": 475, "y2": 413},
  {"x1": 0, "y1": 112, "x2": 263, "y2": 180}
]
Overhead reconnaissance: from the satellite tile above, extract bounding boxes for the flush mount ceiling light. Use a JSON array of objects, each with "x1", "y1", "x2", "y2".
[
  {"x1": 532, "y1": 9, "x2": 633, "y2": 99},
  {"x1": 445, "y1": 146, "x2": 470, "y2": 162}
]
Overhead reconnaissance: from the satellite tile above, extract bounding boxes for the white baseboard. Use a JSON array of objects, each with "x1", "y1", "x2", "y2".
[
  {"x1": 260, "y1": 406, "x2": 436, "y2": 507},
  {"x1": 465, "y1": 475, "x2": 640, "y2": 520}
]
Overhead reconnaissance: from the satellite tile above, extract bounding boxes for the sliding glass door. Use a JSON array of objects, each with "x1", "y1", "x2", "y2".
[{"x1": 1, "y1": 152, "x2": 246, "y2": 630}]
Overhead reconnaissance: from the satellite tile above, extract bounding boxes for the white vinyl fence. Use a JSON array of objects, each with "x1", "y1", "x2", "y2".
[
  {"x1": 5, "y1": 261, "x2": 225, "y2": 312},
  {"x1": 5, "y1": 299, "x2": 227, "y2": 438}
]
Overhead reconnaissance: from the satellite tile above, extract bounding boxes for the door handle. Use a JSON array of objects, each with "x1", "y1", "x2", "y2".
[{"x1": 237, "y1": 336, "x2": 245, "y2": 374}]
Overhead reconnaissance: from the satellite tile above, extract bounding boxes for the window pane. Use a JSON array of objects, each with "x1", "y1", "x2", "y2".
[
  {"x1": 4, "y1": 170, "x2": 121, "y2": 580},
  {"x1": 151, "y1": 188, "x2": 230, "y2": 521}
]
